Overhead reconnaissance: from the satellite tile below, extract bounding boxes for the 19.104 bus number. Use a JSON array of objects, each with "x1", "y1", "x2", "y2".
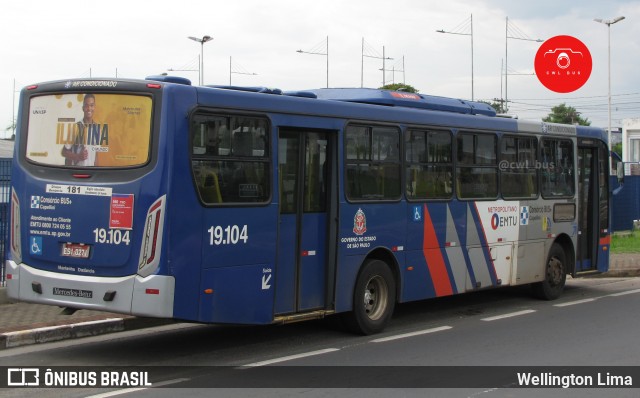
[
  {"x1": 93, "y1": 228, "x2": 131, "y2": 245},
  {"x1": 208, "y1": 225, "x2": 248, "y2": 245}
]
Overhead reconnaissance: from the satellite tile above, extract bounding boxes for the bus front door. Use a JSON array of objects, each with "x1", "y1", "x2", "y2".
[
  {"x1": 577, "y1": 141, "x2": 609, "y2": 272},
  {"x1": 276, "y1": 129, "x2": 335, "y2": 314}
]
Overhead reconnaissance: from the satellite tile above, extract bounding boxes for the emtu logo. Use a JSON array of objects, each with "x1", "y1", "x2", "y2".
[
  {"x1": 535, "y1": 35, "x2": 592, "y2": 93},
  {"x1": 491, "y1": 213, "x2": 500, "y2": 230},
  {"x1": 30, "y1": 196, "x2": 41, "y2": 209}
]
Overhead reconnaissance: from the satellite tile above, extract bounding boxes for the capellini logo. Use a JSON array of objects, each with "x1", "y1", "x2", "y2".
[{"x1": 534, "y1": 35, "x2": 592, "y2": 93}]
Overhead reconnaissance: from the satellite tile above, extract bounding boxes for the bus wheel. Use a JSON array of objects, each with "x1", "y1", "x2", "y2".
[
  {"x1": 343, "y1": 259, "x2": 396, "y2": 335},
  {"x1": 532, "y1": 243, "x2": 567, "y2": 300}
]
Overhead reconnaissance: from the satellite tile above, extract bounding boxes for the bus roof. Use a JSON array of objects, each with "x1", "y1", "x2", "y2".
[
  {"x1": 143, "y1": 77, "x2": 605, "y2": 141},
  {"x1": 201, "y1": 84, "x2": 604, "y2": 139},
  {"x1": 306, "y1": 88, "x2": 497, "y2": 117}
]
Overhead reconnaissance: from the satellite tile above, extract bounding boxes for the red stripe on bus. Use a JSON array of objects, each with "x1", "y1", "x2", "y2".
[
  {"x1": 422, "y1": 205, "x2": 453, "y2": 297},
  {"x1": 146, "y1": 210, "x2": 162, "y2": 265},
  {"x1": 149, "y1": 200, "x2": 162, "y2": 213}
]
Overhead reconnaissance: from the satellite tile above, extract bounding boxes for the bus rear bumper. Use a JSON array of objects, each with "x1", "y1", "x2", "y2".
[{"x1": 5, "y1": 261, "x2": 175, "y2": 319}]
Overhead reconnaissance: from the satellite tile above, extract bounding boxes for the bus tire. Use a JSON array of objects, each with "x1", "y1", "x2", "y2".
[
  {"x1": 532, "y1": 243, "x2": 567, "y2": 300},
  {"x1": 343, "y1": 259, "x2": 396, "y2": 335}
]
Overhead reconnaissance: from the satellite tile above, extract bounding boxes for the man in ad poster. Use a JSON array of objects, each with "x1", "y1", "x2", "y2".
[{"x1": 60, "y1": 94, "x2": 102, "y2": 166}]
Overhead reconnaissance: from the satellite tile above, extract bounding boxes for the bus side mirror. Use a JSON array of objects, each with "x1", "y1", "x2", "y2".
[{"x1": 617, "y1": 162, "x2": 625, "y2": 184}]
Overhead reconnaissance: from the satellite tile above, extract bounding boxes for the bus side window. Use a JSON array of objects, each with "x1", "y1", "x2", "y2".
[
  {"x1": 345, "y1": 125, "x2": 401, "y2": 201},
  {"x1": 405, "y1": 129, "x2": 453, "y2": 200},
  {"x1": 540, "y1": 138, "x2": 574, "y2": 198},
  {"x1": 500, "y1": 135, "x2": 538, "y2": 199},
  {"x1": 191, "y1": 114, "x2": 270, "y2": 204},
  {"x1": 456, "y1": 132, "x2": 498, "y2": 199}
]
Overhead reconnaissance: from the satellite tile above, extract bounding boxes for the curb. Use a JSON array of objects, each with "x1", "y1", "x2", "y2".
[
  {"x1": 596, "y1": 269, "x2": 640, "y2": 278},
  {"x1": 0, "y1": 317, "x2": 172, "y2": 350},
  {"x1": 0, "y1": 288, "x2": 10, "y2": 305}
]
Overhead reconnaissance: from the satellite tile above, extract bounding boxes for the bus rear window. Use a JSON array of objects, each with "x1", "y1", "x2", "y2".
[{"x1": 26, "y1": 93, "x2": 152, "y2": 167}]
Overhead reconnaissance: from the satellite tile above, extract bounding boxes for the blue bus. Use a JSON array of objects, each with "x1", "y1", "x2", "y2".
[{"x1": 6, "y1": 76, "x2": 610, "y2": 334}]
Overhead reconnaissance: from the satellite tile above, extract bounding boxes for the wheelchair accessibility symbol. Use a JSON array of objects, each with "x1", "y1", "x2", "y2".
[
  {"x1": 412, "y1": 206, "x2": 422, "y2": 222},
  {"x1": 30, "y1": 236, "x2": 43, "y2": 256}
]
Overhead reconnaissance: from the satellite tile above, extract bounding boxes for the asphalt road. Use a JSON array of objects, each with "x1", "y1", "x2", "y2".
[{"x1": 1, "y1": 276, "x2": 639, "y2": 398}]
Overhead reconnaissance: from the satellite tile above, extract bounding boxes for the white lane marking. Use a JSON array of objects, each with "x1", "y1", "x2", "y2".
[
  {"x1": 370, "y1": 326, "x2": 453, "y2": 343},
  {"x1": 553, "y1": 298, "x2": 597, "y2": 307},
  {"x1": 84, "y1": 378, "x2": 190, "y2": 398},
  {"x1": 243, "y1": 348, "x2": 340, "y2": 367},
  {"x1": 608, "y1": 288, "x2": 640, "y2": 297},
  {"x1": 481, "y1": 309, "x2": 536, "y2": 322}
]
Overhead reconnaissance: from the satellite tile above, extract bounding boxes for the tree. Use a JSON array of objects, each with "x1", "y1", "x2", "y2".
[
  {"x1": 612, "y1": 142, "x2": 622, "y2": 157},
  {"x1": 4, "y1": 119, "x2": 16, "y2": 140},
  {"x1": 478, "y1": 100, "x2": 506, "y2": 114},
  {"x1": 379, "y1": 83, "x2": 418, "y2": 93},
  {"x1": 543, "y1": 103, "x2": 591, "y2": 126}
]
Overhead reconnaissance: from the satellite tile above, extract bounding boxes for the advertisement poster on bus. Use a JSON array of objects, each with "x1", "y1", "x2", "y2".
[{"x1": 26, "y1": 93, "x2": 152, "y2": 167}]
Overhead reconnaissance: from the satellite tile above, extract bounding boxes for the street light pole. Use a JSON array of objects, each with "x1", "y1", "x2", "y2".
[
  {"x1": 505, "y1": 17, "x2": 543, "y2": 112},
  {"x1": 361, "y1": 38, "x2": 393, "y2": 88},
  {"x1": 12, "y1": 79, "x2": 15, "y2": 139},
  {"x1": 594, "y1": 16, "x2": 625, "y2": 150},
  {"x1": 296, "y1": 36, "x2": 329, "y2": 88},
  {"x1": 188, "y1": 35, "x2": 213, "y2": 85},
  {"x1": 437, "y1": 14, "x2": 474, "y2": 100}
]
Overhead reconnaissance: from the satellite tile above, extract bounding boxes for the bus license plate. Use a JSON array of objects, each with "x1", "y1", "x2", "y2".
[{"x1": 61, "y1": 243, "x2": 91, "y2": 259}]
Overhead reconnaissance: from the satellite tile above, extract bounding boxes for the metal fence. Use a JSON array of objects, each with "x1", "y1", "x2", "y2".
[
  {"x1": 611, "y1": 172, "x2": 640, "y2": 232},
  {"x1": 0, "y1": 158, "x2": 11, "y2": 287}
]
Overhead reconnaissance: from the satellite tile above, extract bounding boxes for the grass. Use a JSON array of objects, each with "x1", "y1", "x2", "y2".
[{"x1": 611, "y1": 230, "x2": 640, "y2": 254}]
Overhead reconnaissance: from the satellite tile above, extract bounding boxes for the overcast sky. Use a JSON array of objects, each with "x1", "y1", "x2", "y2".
[{"x1": 1, "y1": 0, "x2": 639, "y2": 138}]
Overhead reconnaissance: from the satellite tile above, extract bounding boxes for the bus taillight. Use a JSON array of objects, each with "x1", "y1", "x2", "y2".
[
  {"x1": 137, "y1": 195, "x2": 166, "y2": 278},
  {"x1": 10, "y1": 188, "x2": 22, "y2": 264}
]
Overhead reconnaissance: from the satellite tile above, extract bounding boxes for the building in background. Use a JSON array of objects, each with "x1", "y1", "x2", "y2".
[{"x1": 623, "y1": 118, "x2": 640, "y2": 163}]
